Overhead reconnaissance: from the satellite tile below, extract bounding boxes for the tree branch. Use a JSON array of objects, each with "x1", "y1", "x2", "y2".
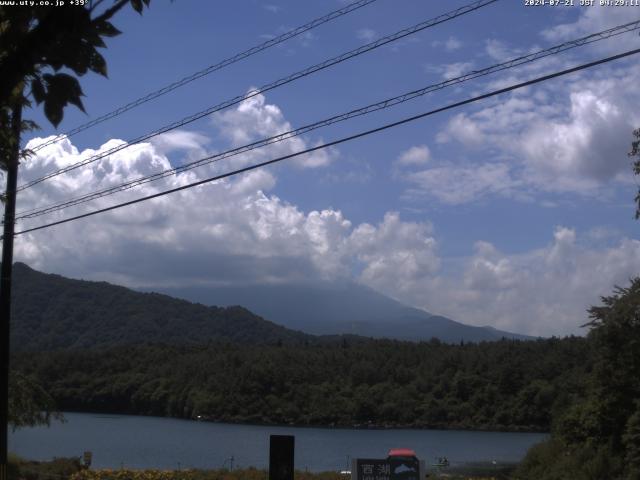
[{"x1": 92, "y1": 0, "x2": 130, "y2": 24}]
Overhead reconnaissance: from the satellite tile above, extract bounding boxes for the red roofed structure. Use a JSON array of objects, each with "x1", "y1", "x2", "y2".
[{"x1": 387, "y1": 449, "x2": 417, "y2": 459}]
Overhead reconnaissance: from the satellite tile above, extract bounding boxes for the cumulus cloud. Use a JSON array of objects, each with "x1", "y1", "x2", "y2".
[
  {"x1": 433, "y1": 60, "x2": 640, "y2": 199},
  {"x1": 18, "y1": 129, "x2": 437, "y2": 290},
  {"x1": 395, "y1": 145, "x2": 430, "y2": 167},
  {"x1": 12, "y1": 92, "x2": 640, "y2": 338},
  {"x1": 358, "y1": 226, "x2": 640, "y2": 337},
  {"x1": 15, "y1": 134, "x2": 345, "y2": 288},
  {"x1": 14, "y1": 93, "x2": 339, "y2": 286},
  {"x1": 447, "y1": 227, "x2": 640, "y2": 336},
  {"x1": 421, "y1": 9, "x2": 640, "y2": 204},
  {"x1": 15, "y1": 134, "x2": 441, "y2": 299},
  {"x1": 436, "y1": 113, "x2": 485, "y2": 146},
  {"x1": 212, "y1": 91, "x2": 335, "y2": 169},
  {"x1": 520, "y1": 89, "x2": 633, "y2": 191},
  {"x1": 348, "y1": 212, "x2": 439, "y2": 294}
]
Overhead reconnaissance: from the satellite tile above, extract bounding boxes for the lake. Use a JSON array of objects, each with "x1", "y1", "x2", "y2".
[{"x1": 9, "y1": 412, "x2": 547, "y2": 472}]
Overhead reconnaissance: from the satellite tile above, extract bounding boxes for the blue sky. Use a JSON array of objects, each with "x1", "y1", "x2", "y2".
[{"x1": 15, "y1": 0, "x2": 640, "y2": 336}]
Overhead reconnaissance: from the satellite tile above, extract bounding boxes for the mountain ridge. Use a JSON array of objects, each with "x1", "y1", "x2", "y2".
[
  {"x1": 150, "y1": 281, "x2": 534, "y2": 343},
  {"x1": 10, "y1": 262, "x2": 313, "y2": 351},
  {"x1": 10, "y1": 263, "x2": 533, "y2": 350}
]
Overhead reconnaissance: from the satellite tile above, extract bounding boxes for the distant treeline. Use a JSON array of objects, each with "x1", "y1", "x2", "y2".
[{"x1": 14, "y1": 336, "x2": 590, "y2": 432}]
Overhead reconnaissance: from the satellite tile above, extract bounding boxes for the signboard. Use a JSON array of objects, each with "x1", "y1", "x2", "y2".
[
  {"x1": 82, "y1": 451, "x2": 92, "y2": 467},
  {"x1": 352, "y1": 457, "x2": 424, "y2": 480}
]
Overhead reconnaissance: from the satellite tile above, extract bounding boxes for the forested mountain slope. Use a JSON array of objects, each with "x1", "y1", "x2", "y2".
[{"x1": 10, "y1": 263, "x2": 312, "y2": 351}]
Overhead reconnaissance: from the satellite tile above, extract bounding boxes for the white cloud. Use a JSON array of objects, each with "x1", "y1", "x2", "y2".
[
  {"x1": 402, "y1": 162, "x2": 520, "y2": 205},
  {"x1": 431, "y1": 36, "x2": 462, "y2": 52},
  {"x1": 16, "y1": 135, "x2": 440, "y2": 296},
  {"x1": 433, "y1": 60, "x2": 640, "y2": 199},
  {"x1": 439, "y1": 61, "x2": 474, "y2": 79},
  {"x1": 520, "y1": 89, "x2": 633, "y2": 191},
  {"x1": 445, "y1": 36, "x2": 462, "y2": 51},
  {"x1": 302, "y1": 31, "x2": 317, "y2": 46},
  {"x1": 542, "y1": 5, "x2": 637, "y2": 46},
  {"x1": 13, "y1": 93, "x2": 640, "y2": 339},
  {"x1": 436, "y1": 113, "x2": 485, "y2": 146},
  {"x1": 15, "y1": 135, "x2": 343, "y2": 288},
  {"x1": 14, "y1": 93, "x2": 339, "y2": 289},
  {"x1": 150, "y1": 131, "x2": 209, "y2": 158},
  {"x1": 212, "y1": 91, "x2": 335, "y2": 169},
  {"x1": 395, "y1": 145, "x2": 430, "y2": 167},
  {"x1": 485, "y1": 39, "x2": 514, "y2": 62},
  {"x1": 348, "y1": 212, "x2": 439, "y2": 294},
  {"x1": 356, "y1": 226, "x2": 640, "y2": 337},
  {"x1": 263, "y1": 4, "x2": 281, "y2": 13},
  {"x1": 356, "y1": 28, "x2": 377, "y2": 43},
  {"x1": 447, "y1": 227, "x2": 640, "y2": 336}
]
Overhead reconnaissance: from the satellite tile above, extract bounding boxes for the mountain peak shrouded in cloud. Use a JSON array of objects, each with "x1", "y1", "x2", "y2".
[
  {"x1": 152, "y1": 279, "x2": 534, "y2": 343},
  {"x1": 16, "y1": 109, "x2": 640, "y2": 338},
  {"x1": 9, "y1": 262, "x2": 531, "y2": 346}
]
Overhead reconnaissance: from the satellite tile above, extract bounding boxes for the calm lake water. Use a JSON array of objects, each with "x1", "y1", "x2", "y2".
[{"x1": 9, "y1": 412, "x2": 547, "y2": 472}]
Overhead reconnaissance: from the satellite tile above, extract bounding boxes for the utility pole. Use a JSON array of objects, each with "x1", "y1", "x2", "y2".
[{"x1": 0, "y1": 100, "x2": 23, "y2": 480}]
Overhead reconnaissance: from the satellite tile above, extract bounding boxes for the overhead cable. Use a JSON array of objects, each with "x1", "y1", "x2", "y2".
[
  {"x1": 29, "y1": 0, "x2": 381, "y2": 153},
  {"x1": 17, "y1": 0, "x2": 499, "y2": 192},
  {"x1": 12, "y1": 47, "x2": 640, "y2": 237},
  {"x1": 15, "y1": 19, "x2": 640, "y2": 220}
]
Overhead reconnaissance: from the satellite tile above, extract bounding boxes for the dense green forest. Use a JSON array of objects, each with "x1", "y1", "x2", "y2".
[{"x1": 14, "y1": 336, "x2": 590, "y2": 432}]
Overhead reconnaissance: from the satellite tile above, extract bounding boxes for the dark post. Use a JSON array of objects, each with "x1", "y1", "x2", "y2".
[
  {"x1": 269, "y1": 435, "x2": 294, "y2": 480},
  {"x1": 0, "y1": 102, "x2": 22, "y2": 480}
]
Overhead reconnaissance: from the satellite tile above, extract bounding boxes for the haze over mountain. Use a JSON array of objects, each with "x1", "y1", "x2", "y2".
[
  {"x1": 155, "y1": 282, "x2": 534, "y2": 343},
  {"x1": 9, "y1": 263, "x2": 532, "y2": 350}
]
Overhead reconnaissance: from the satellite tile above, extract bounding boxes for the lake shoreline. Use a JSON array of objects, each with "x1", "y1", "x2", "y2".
[{"x1": 57, "y1": 409, "x2": 550, "y2": 434}]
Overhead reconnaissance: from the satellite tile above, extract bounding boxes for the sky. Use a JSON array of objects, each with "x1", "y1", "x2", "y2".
[{"x1": 11, "y1": 0, "x2": 640, "y2": 337}]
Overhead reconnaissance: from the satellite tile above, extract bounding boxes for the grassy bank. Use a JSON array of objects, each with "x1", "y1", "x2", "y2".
[
  {"x1": 8, "y1": 456, "x2": 516, "y2": 480},
  {"x1": 8, "y1": 454, "x2": 85, "y2": 479},
  {"x1": 69, "y1": 469, "x2": 512, "y2": 480}
]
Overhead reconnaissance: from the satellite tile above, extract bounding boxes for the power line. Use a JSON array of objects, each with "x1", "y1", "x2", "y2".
[
  {"x1": 12, "y1": 47, "x2": 640, "y2": 237},
  {"x1": 17, "y1": 0, "x2": 499, "y2": 192},
  {"x1": 29, "y1": 0, "x2": 380, "y2": 153},
  {"x1": 15, "y1": 19, "x2": 640, "y2": 220}
]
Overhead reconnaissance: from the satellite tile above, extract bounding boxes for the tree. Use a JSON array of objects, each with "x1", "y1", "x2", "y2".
[
  {"x1": 517, "y1": 278, "x2": 640, "y2": 479},
  {"x1": 0, "y1": 0, "x2": 151, "y2": 473},
  {"x1": 624, "y1": 404, "x2": 640, "y2": 480},
  {"x1": 630, "y1": 129, "x2": 640, "y2": 218},
  {"x1": 8, "y1": 371, "x2": 62, "y2": 430},
  {"x1": 0, "y1": 0, "x2": 151, "y2": 130},
  {"x1": 584, "y1": 278, "x2": 640, "y2": 448}
]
